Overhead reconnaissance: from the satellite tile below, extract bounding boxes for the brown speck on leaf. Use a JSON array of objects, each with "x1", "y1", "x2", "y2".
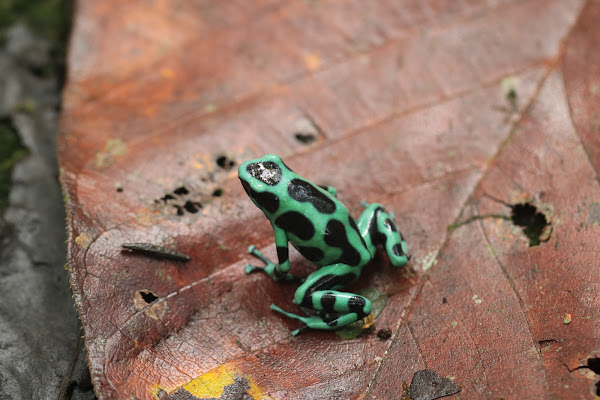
[{"x1": 377, "y1": 328, "x2": 393, "y2": 340}]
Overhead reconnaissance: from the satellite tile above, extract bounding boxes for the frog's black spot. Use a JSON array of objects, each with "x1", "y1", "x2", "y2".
[
  {"x1": 348, "y1": 296, "x2": 367, "y2": 313},
  {"x1": 304, "y1": 274, "x2": 357, "y2": 300},
  {"x1": 348, "y1": 216, "x2": 366, "y2": 248},
  {"x1": 287, "y1": 179, "x2": 336, "y2": 214},
  {"x1": 384, "y1": 218, "x2": 397, "y2": 232},
  {"x1": 321, "y1": 292, "x2": 336, "y2": 312},
  {"x1": 367, "y1": 207, "x2": 386, "y2": 245},
  {"x1": 246, "y1": 161, "x2": 282, "y2": 185},
  {"x1": 297, "y1": 246, "x2": 324, "y2": 263},
  {"x1": 392, "y1": 243, "x2": 406, "y2": 257},
  {"x1": 326, "y1": 319, "x2": 339, "y2": 327},
  {"x1": 324, "y1": 219, "x2": 362, "y2": 266},
  {"x1": 374, "y1": 232, "x2": 387, "y2": 246},
  {"x1": 276, "y1": 246, "x2": 289, "y2": 263},
  {"x1": 275, "y1": 211, "x2": 314, "y2": 241},
  {"x1": 240, "y1": 178, "x2": 279, "y2": 213}
]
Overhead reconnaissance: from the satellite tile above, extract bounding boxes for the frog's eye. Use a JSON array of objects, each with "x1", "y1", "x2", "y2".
[{"x1": 246, "y1": 161, "x2": 282, "y2": 185}]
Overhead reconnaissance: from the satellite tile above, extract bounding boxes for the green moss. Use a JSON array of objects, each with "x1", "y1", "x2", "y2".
[
  {"x1": 0, "y1": 118, "x2": 28, "y2": 212},
  {"x1": 0, "y1": 1, "x2": 72, "y2": 213},
  {"x1": 0, "y1": 0, "x2": 72, "y2": 47},
  {"x1": 0, "y1": 0, "x2": 72, "y2": 87}
]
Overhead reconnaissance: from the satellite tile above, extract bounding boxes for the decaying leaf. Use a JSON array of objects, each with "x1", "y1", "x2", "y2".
[{"x1": 58, "y1": 1, "x2": 600, "y2": 398}]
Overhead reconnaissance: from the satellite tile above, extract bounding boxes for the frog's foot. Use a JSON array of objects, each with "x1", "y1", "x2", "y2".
[
  {"x1": 362, "y1": 313, "x2": 374, "y2": 329},
  {"x1": 245, "y1": 246, "x2": 303, "y2": 282},
  {"x1": 271, "y1": 304, "x2": 332, "y2": 336}
]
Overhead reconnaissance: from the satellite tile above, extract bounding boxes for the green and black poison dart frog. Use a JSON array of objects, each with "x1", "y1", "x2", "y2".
[{"x1": 238, "y1": 154, "x2": 409, "y2": 336}]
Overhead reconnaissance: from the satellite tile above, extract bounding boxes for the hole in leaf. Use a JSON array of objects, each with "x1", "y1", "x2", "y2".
[
  {"x1": 173, "y1": 186, "x2": 189, "y2": 195},
  {"x1": 138, "y1": 290, "x2": 158, "y2": 304},
  {"x1": 588, "y1": 358, "x2": 600, "y2": 374},
  {"x1": 510, "y1": 203, "x2": 551, "y2": 247},
  {"x1": 161, "y1": 194, "x2": 175, "y2": 203},
  {"x1": 174, "y1": 205, "x2": 184, "y2": 216},
  {"x1": 183, "y1": 201, "x2": 202, "y2": 213},
  {"x1": 1, "y1": 116, "x2": 28, "y2": 212},
  {"x1": 212, "y1": 188, "x2": 223, "y2": 197},
  {"x1": 216, "y1": 155, "x2": 235, "y2": 170},
  {"x1": 294, "y1": 132, "x2": 316, "y2": 145}
]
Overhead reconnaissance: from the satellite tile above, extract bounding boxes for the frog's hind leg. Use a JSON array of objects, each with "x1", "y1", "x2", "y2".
[
  {"x1": 271, "y1": 264, "x2": 371, "y2": 335},
  {"x1": 358, "y1": 202, "x2": 409, "y2": 267}
]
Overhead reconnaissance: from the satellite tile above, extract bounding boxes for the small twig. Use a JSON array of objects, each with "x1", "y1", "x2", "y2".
[
  {"x1": 57, "y1": 333, "x2": 83, "y2": 400},
  {"x1": 121, "y1": 243, "x2": 191, "y2": 262},
  {"x1": 447, "y1": 214, "x2": 510, "y2": 232}
]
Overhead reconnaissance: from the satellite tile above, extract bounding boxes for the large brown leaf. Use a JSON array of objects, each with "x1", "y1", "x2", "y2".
[{"x1": 58, "y1": 1, "x2": 600, "y2": 398}]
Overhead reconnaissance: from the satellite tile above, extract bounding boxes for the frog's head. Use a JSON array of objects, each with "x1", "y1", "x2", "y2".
[{"x1": 238, "y1": 154, "x2": 288, "y2": 214}]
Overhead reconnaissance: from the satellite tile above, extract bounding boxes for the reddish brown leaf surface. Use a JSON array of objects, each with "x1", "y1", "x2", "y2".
[{"x1": 58, "y1": 1, "x2": 600, "y2": 399}]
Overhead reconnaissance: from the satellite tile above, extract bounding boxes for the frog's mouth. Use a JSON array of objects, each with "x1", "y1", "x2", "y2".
[{"x1": 240, "y1": 178, "x2": 252, "y2": 197}]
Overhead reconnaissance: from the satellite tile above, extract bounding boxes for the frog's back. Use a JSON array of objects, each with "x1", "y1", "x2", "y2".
[{"x1": 280, "y1": 173, "x2": 371, "y2": 269}]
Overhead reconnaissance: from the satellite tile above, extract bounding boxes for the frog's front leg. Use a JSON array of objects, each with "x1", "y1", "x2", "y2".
[
  {"x1": 318, "y1": 185, "x2": 337, "y2": 197},
  {"x1": 271, "y1": 264, "x2": 372, "y2": 335},
  {"x1": 358, "y1": 202, "x2": 409, "y2": 267},
  {"x1": 245, "y1": 225, "x2": 302, "y2": 282}
]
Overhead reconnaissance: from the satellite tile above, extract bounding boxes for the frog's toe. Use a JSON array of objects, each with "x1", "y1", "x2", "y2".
[
  {"x1": 245, "y1": 264, "x2": 266, "y2": 275},
  {"x1": 270, "y1": 304, "x2": 305, "y2": 321},
  {"x1": 247, "y1": 246, "x2": 274, "y2": 265},
  {"x1": 361, "y1": 200, "x2": 370, "y2": 208},
  {"x1": 291, "y1": 325, "x2": 310, "y2": 336}
]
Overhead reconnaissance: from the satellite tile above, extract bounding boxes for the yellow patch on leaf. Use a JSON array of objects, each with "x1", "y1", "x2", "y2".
[
  {"x1": 157, "y1": 363, "x2": 271, "y2": 399},
  {"x1": 303, "y1": 52, "x2": 321, "y2": 71}
]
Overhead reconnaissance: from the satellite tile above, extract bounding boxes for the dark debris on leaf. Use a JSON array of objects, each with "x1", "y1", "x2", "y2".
[
  {"x1": 408, "y1": 369, "x2": 461, "y2": 400},
  {"x1": 122, "y1": 243, "x2": 191, "y2": 262},
  {"x1": 377, "y1": 328, "x2": 392, "y2": 340}
]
